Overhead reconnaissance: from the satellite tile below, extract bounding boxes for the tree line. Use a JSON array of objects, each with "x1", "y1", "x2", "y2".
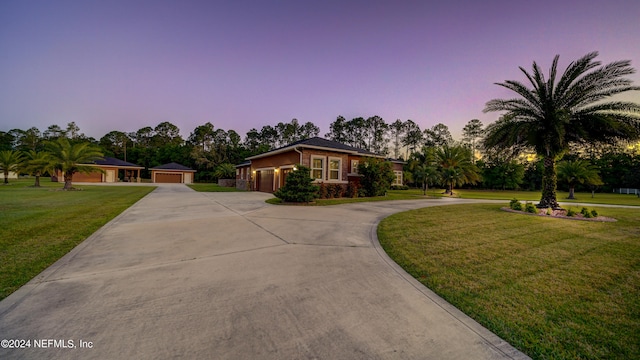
[
  {"x1": 5, "y1": 50, "x2": 640, "y2": 201},
  {"x1": 2, "y1": 114, "x2": 639, "y2": 193}
]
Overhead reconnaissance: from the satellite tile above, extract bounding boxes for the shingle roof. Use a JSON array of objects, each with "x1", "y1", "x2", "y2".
[
  {"x1": 287, "y1": 137, "x2": 378, "y2": 155},
  {"x1": 95, "y1": 157, "x2": 143, "y2": 168},
  {"x1": 246, "y1": 137, "x2": 380, "y2": 160},
  {"x1": 150, "y1": 162, "x2": 195, "y2": 171}
]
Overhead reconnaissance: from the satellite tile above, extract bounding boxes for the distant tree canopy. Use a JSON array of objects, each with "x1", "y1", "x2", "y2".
[{"x1": 3, "y1": 94, "x2": 640, "y2": 191}]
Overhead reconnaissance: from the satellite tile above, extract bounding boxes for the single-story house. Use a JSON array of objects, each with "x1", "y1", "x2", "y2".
[
  {"x1": 55, "y1": 157, "x2": 144, "y2": 183},
  {"x1": 150, "y1": 162, "x2": 196, "y2": 183},
  {"x1": 236, "y1": 137, "x2": 404, "y2": 193}
]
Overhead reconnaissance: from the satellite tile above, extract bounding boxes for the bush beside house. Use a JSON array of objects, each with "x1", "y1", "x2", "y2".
[{"x1": 273, "y1": 165, "x2": 319, "y2": 203}]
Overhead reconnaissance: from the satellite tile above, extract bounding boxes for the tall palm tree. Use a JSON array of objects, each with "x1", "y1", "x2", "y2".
[
  {"x1": 0, "y1": 150, "x2": 24, "y2": 184},
  {"x1": 47, "y1": 138, "x2": 104, "y2": 190},
  {"x1": 434, "y1": 144, "x2": 481, "y2": 195},
  {"x1": 22, "y1": 150, "x2": 54, "y2": 187},
  {"x1": 483, "y1": 52, "x2": 640, "y2": 208},
  {"x1": 557, "y1": 160, "x2": 603, "y2": 199}
]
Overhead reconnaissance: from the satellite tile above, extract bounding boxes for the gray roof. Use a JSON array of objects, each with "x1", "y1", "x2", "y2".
[
  {"x1": 95, "y1": 157, "x2": 143, "y2": 168},
  {"x1": 246, "y1": 137, "x2": 380, "y2": 160},
  {"x1": 151, "y1": 162, "x2": 195, "y2": 171}
]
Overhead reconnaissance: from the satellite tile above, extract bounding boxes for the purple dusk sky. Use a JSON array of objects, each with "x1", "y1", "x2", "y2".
[{"x1": 1, "y1": 0, "x2": 639, "y2": 141}]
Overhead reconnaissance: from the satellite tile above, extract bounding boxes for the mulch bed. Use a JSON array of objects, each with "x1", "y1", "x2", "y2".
[{"x1": 501, "y1": 207, "x2": 617, "y2": 222}]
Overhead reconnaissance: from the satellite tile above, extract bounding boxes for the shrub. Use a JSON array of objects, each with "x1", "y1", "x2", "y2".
[
  {"x1": 328, "y1": 184, "x2": 344, "y2": 198},
  {"x1": 273, "y1": 165, "x2": 319, "y2": 203},
  {"x1": 581, "y1": 207, "x2": 589, "y2": 216},
  {"x1": 509, "y1": 198, "x2": 522, "y2": 211},
  {"x1": 213, "y1": 163, "x2": 236, "y2": 179},
  {"x1": 346, "y1": 181, "x2": 359, "y2": 198},
  {"x1": 318, "y1": 182, "x2": 328, "y2": 199},
  {"x1": 358, "y1": 157, "x2": 395, "y2": 197},
  {"x1": 584, "y1": 210, "x2": 593, "y2": 218},
  {"x1": 567, "y1": 208, "x2": 576, "y2": 217},
  {"x1": 525, "y1": 202, "x2": 537, "y2": 213},
  {"x1": 591, "y1": 209, "x2": 598, "y2": 218},
  {"x1": 391, "y1": 185, "x2": 409, "y2": 190}
]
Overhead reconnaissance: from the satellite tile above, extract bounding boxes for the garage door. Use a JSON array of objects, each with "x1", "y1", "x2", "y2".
[
  {"x1": 156, "y1": 173, "x2": 182, "y2": 183},
  {"x1": 258, "y1": 170, "x2": 274, "y2": 192},
  {"x1": 73, "y1": 171, "x2": 102, "y2": 182}
]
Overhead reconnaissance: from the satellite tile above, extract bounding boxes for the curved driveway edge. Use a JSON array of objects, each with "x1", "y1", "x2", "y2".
[{"x1": 1, "y1": 185, "x2": 530, "y2": 359}]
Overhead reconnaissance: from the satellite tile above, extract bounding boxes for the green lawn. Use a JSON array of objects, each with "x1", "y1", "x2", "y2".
[
  {"x1": 187, "y1": 183, "x2": 242, "y2": 192},
  {"x1": 272, "y1": 188, "x2": 640, "y2": 206},
  {"x1": 378, "y1": 204, "x2": 640, "y2": 359},
  {"x1": 446, "y1": 188, "x2": 640, "y2": 206},
  {"x1": 0, "y1": 179, "x2": 155, "y2": 300}
]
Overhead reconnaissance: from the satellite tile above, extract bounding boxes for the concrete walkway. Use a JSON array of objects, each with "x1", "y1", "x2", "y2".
[{"x1": 0, "y1": 184, "x2": 529, "y2": 359}]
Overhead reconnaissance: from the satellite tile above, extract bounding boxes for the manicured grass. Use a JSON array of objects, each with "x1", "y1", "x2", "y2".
[
  {"x1": 187, "y1": 183, "x2": 242, "y2": 192},
  {"x1": 281, "y1": 188, "x2": 639, "y2": 206},
  {"x1": 378, "y1": 204, "x2": 640, "y2": 359},
  {"x1": 447, "y1": 189, "x2": 640, "y2": 206},
  {"x1": 0, "y1": 179, "x2": 155, "y2": 300}
]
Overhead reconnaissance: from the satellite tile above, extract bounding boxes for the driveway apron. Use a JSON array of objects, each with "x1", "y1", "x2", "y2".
[{"x1": 0, "y1": 184, "x2": 529, "y2": 359}]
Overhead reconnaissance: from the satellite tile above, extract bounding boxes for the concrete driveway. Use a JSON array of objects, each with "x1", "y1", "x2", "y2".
[{"x1": 0, "y1": 184, "x2": 529, "y2": 359}]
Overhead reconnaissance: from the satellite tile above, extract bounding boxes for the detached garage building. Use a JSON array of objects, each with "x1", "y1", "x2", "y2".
[
  {"x1": 151, "y1": 163, "x2": 196, "y2": 184},
  {"x1": 55, "y1": 157, "x2": 144, "y2": 183}
]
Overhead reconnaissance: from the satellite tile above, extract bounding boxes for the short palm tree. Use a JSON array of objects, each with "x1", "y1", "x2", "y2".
[
  {"x1": 434, "y1": 144, "x2": 480, "y2": 195},
  {"x1": 0, "y1": 150, "x2": 24, "y2": 184},
  {"x1": 22, "y1": 150, "x2": 55, "y2": 187},
  {"x1": 47, "y1": 138, "x2": 104, "y2": 190},
  {"x1": 557, "y1": 160, "x2": 603, "y2": 199},
  {"x1": 483, "y1": 52, "x2": 640, "y2": 208},
  {"x1": 409, "y1": 147, "x2": 440, "y2": 195},
  {"x1": 213, "y1": 163, "x2": 236, "y2": 179}
]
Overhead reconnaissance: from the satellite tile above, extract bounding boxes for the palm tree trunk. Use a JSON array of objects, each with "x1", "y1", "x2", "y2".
[
  {"x1": 538, "y1": 156, "x2": 560, "y2": 209},
  {"x1": 568, "y1": 186, "x2": 575, "y2": 199},
  {"x1": 34, "y1": 174, "x2": 41, "y2": 187},
  {"x1": 63, "y1": 171, "x2": 74, "y2": 190}
]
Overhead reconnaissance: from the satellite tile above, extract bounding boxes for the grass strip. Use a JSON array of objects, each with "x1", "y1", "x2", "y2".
[{"x1": 187, "y1": 183, "x2": 242, "y2": 192}]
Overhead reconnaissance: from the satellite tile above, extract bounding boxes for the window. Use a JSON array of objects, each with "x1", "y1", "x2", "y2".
[
  {"x1": 329, "y1": 158, "x2": 341, "y2": 180},
  {"x1": 351, "y1": 160, "x2": 359, "y2": 174},
  {"x1": 393, "y1": 170, "x2": 403, "y2": 186},
  {"x1": 311, "y1": 156, "x2": 324, "y2": 180}
]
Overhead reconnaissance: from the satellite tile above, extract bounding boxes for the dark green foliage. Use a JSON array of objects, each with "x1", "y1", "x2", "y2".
[
  {"x1": 358, "y1": 157, "x2": 395, "y2": 197},
  {"x1": 273, "y1": 165, "x2": 319, "y2": 203},
  {"x1": 509, "y1": 198, "x2": 522, "y2": 210},
  {"x1": 525, "y1": 202, "x2": 537, "y2": 213},
  {"x1": 566, "y1": 208, "x2": 576, "y2": 217},
  {"x1": 591, "y1": 209, "x2": 598, "y2": 217},
  {"x1": 318, "y1": 182, "x2": 328, "y2": 199},
  {"x1": 346, "y1": 181, "x2": 359, "y2": 198},
  {"x1": 213, "y1": 163, "x2": 235, "y2": 179},
  {"x1": 480, "y1": 160, "x2": 524, "y2": 190},
  {"x1": 391, "y1": 185, "x2": 409, "y2": 190},
  {"x1": 581, "y1": 207, "x2": 589, "y2": 216},
  {"x1": 328, "y1": 184, "x2": 344, "y2": 198}
]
